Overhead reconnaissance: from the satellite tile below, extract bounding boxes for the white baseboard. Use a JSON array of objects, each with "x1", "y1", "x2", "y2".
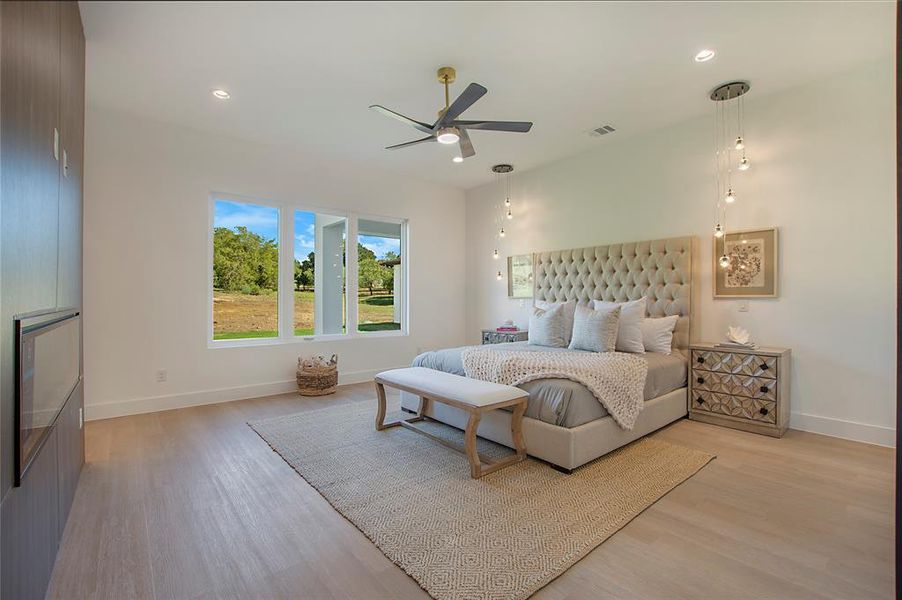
[
  {"x1": 84, "y1": 367, "x2": 397, "y2": 421},
  {"x1": 790, "y1": 411, "x2": 896, "y2": 447},
  {"x1": 86, "y1": 377, "x2": 898, "y2": 448}
]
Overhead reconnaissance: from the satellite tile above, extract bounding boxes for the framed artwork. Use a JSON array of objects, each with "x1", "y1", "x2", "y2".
[
  {"x1": 507, "y1": 254, "x2": 534, "y2": 299},
  {"x1": 713, "y1": 227, "x2": 779, "y2": 298}
]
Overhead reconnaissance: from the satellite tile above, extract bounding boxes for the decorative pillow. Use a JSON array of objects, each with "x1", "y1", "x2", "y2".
[
  {"x1": 593, "y1": 297, "x2": 646, "y2": 353},
  {"x1": 528, "y1": 304, "x2": 567, "y2": 348},
  {"x1": 568, "y1": 305, "x2": 621, "y2": 353},
  {"x1": 640, "y1": 315, "x2": 680, "y2": 354},
  {"x1": 535, "y1": 300, "x2": 577, "y2": 344}
]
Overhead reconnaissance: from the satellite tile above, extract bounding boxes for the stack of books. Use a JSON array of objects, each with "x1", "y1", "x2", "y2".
[{"x1": 496, "y1": 326, "x2": 520, "y2": 332}]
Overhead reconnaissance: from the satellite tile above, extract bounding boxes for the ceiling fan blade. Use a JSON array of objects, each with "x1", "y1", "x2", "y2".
[
  {"x1": 454, "y1": 120, "x2": 533, "y2": 133},
  {"x1": 369, "y1": 105, "x2": 433, "y2": 134},
  {"x1": 458, "y1": 129, "x2": 475, "y2": 158},
  {"x1": 436, "y1": 83, "x2": 487, "y2": 126},
  {"x1": 384, "y1": 136, "x2": 436, "y2": 150}
]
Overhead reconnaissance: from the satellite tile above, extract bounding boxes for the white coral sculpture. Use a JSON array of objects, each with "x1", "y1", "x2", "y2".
[{"x1": 727, "y1": 326, "x2": 751, "y2": 345}]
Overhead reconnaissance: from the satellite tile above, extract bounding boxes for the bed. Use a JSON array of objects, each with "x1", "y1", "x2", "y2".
[{"x1": 400, "y1": 236, "x2": 697, "y2": 471}]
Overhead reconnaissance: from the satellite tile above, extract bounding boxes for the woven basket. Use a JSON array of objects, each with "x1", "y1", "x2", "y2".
[{"x1": 296, "y1": 354, "x2": 338, "y2": 396}]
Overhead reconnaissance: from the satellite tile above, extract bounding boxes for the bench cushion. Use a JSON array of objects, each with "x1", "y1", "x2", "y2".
[{"x1": 376, "y1": 367, "x2": 528, "y2": 407}]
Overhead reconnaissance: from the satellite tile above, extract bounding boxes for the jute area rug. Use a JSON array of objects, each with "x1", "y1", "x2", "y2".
[{"x1": 249, "y1": 401, "x2": 713, "y2": 600}]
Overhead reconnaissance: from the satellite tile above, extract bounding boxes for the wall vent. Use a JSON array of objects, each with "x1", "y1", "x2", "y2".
[{"x1": 591, "y1": 125, "x2": 616, "y2": 136}]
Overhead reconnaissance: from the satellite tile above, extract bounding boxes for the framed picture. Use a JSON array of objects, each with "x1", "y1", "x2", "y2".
[
  {"x1": 713, "y1": 227, "x2": 779, "y2": 298},
  {"x1": 507, "y1": 254, "x2": 534, "y2": 299}
]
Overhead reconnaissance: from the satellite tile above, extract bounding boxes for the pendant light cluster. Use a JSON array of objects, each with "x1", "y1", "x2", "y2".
[
  {"x1": 710, "y1": 81, "x2": 751, "y2": 269},
  {"x1": 491, "y1": 164, "x2": 514, "y2": 280}
]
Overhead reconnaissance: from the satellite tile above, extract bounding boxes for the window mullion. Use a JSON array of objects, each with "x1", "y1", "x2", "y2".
[
  {"x1": 346, "y1": 215, "x2": 359, "y2": 334},
  {"x1": 279, "y1": 206, "x2": 295, "y2": 339}
]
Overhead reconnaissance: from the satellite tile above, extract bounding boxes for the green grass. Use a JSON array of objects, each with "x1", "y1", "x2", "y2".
[
  {"x1": 213, "y1": 330, "x2": 278, "y2": 340},
  {"x1": 358, "y1": 322, "x2": 401, "y2": 332}
]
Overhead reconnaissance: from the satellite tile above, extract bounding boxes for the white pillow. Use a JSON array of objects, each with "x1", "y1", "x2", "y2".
[
  {"x1": 527, "y1": 304, "x2": 567, "y2": 348},
  {"x1": 593, "y1": 297, "x2": 646, "y2": 353},
  {"x1": 640, "y1": 315, "x2": 680, "y2": 354},
  {"x1": 568, "y1": 305, "x2": 620, "y2": 353},
  {"x1": 534, "y1": 300, "x2": 577, "y2": 345}
]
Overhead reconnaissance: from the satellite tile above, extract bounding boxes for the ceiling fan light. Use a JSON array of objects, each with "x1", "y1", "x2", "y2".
[
  {"x1": 452, "y1": 156, "x2": 463, "y2": 163},
  {"x1": 436, "y1": 126, "x2": 460, "y2": 145}
]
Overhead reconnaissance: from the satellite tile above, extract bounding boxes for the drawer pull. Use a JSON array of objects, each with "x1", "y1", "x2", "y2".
[
  {"x1": 760, "y1": 385, "x2": 769, "y2": 393},
  {"x1": 760, "y1": 363, "x2": 769, "y2": 370},
  {"x1": 759, "y1": 407, "x2": 769, "y2": 416},
  {"x1": 696, "y1": 377, "x2": 705, "y2": 384},
  {"x1": 695, "y1": 397, "x2": 704, "y2": 405},
  {"x1": 697, "y1": 356, "x2": 705, "y2": 364}
]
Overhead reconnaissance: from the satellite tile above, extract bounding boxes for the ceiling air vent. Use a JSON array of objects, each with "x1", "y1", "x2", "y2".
[{"x1": 590, "y1": 125, "x2": 616, "y2": 136}]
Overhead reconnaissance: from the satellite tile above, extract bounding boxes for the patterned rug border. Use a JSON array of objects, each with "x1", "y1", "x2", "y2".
[{"x1": 248, "y1": 406, "x2": 715, "y2": 600}]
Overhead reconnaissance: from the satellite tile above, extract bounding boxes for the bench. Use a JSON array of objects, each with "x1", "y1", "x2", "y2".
[{"x1": 374, "y1": 367, "x2": 529, "y2": 479}]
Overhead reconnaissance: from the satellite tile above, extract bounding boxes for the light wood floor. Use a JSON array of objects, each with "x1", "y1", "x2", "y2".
[{"x1": 47, "y1": 383, "x2": 894, "y2": 599}]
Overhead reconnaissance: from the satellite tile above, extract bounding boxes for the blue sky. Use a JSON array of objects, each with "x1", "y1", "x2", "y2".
[{"x1": 215, "y1": 200, "x2": 401, "y2": 261}]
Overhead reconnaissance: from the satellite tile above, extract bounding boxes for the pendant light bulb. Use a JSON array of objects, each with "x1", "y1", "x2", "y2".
[
  {"x1": 496, "y1": 270, "x2": 503, "y2": 281},
  {"x1": 734, "y1": 136, "x2": 744, "y2": 151},
  {"x1": 738, "y1": 157, "x2": 750, "y2": 171},
  {"x1": 718, "y1": 254, "x2": 731, "y2": 269},
  {"x1": 725, "y1": 188, "x2": 736, "y2": 204},
  {"x1": 504, "y1": 197, "x2": 511, "y2": 208},
  {"x1": 493, "y1": 249, "x2": 499, "y2": 260},
  {"x1": 714, "y1": 224, "x2": 724, "y2": 238},
  {"x1": 506, "y1": 209, "x2": 513, "y2": 220},
  {"x1": 499, "y1": 228, "x2": 505, "y2": 238}
]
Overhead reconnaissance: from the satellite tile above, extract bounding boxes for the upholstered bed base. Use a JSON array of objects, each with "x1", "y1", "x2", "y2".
[{"x1": 400, "y1": 388, "x2": 687, "y2": 471}]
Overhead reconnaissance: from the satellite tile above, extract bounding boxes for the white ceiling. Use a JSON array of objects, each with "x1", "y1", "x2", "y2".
[{"x1": 80, "y1": 1, "x2": 893, "y2": 190}]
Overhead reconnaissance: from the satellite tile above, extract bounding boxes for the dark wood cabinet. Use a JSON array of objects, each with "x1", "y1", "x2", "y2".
[
  {"x1": 0, "y1": 2, "x2": 85, "y2": 598},
  {"x1": 57, "y1": 0, "x2": 85, "y2": 311}
]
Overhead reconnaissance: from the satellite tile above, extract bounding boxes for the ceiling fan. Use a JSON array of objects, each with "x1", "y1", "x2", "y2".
[{"x1": 369, "y1": 66, "x2": 533, "y2": 161}]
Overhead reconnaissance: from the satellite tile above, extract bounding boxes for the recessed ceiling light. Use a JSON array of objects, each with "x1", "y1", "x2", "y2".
[
  {"x1": 452, "y1": 156, "x2": 464, "y2": 163},
  {"x1": 212, "y1": 89, "x2": 231, "y2": 100},
  {"x1": 694, "y1": 49, "x2": 716, "y2": 63}
]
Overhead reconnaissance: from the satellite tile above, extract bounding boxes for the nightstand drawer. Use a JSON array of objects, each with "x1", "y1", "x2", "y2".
[
  {"x1": 481, "y1": 330, "x2": 528, "y2": 344},
  {"x1": 692, "y1": 350, "x2": 777, "y2": 378},
  {"x1": 693, "y1": 371, "x2": 777, "y2": 402},
  {"x1": 691, "y1": 390, "x2": 777, "y2": 424}
]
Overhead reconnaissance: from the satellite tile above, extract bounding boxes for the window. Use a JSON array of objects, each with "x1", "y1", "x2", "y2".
[
  {"x1": 357, "y1": 218, "x2": 403, "y2": 333},
  {"x1": 294, "y1": 210, "x2": 346, "y2": 336},
  {"x1": 211, "y1": 196, "x2": 405, "y2": 344},
  {"x1": 212, "y1": 200, "x2": 280, "y2": 340}
]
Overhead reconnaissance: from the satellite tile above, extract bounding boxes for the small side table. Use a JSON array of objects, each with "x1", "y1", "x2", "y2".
[
  {"x1": 481, "y1": 329, "x2": 528, "y2": 345},
  {"x1": 688, "y1": 342, "x2": 791, "y2": 438}
]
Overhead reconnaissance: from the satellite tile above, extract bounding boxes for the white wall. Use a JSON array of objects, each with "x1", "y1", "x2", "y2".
[
  {"x1": 465, "y1": 61, "x2": 896, "y2": 446},
  {"x1": 84, "y1": 108, "x2": 466, "y2": 419}
]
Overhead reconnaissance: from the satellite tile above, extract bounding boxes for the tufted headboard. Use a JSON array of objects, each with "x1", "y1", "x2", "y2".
[{"x1": 533, "y1": 236, "x2": 696, "y2": 353}]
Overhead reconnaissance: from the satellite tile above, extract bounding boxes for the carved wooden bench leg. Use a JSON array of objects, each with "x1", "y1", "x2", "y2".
[
  {"x1": 374, "y1": 381, "x2": 388, "y2": 431},
  {"x1": 464, "y1": 411, "x2": 483, "y2": 478},
  {"x1": 510, "y1": 400, "x2": 527, "y2": 460}
]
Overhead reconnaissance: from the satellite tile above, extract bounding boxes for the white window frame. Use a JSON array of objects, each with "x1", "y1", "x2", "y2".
[
  {"x1": 354, "y1": 213, "x2": 409, "y2": 337},
  {"x1": 207, "y1": 192, "x2": 408, "y2": 348}
]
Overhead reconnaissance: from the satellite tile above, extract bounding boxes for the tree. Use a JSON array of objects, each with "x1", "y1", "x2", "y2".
[
  {"x1": 358, "y1": 243, "x2": 376, "y2": 261},
  {"x1": 294, "y1": 252, "x2": 315, "y2": 291},
  {"x1": 383, "y1": 266, "x2": 395, "y2": 294},
  {"x1": 358, "y1": 257, "x2": 384, "y2": 295},
  {"x1": 213, "y1": 226, "x2": 278, "y2": 294}
]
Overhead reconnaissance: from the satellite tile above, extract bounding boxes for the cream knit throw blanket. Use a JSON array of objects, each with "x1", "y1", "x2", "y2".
[{"x1": 461, "y1": 348, "x2": 648, "y2": 430}]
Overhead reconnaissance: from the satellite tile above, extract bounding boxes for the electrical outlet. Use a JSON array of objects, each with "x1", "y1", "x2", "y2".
[
  {"x1": 155, "y1": 369, "x2": 167, "y2": 383},
  {"x1": 738, "y1": 300, "x2": 750, "y2": 313}
]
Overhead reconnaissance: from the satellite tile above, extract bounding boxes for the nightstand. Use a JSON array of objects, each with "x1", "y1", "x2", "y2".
[
  {"x1": 689, "y1": 343, "x2": 791, "y2": 438},
  {"x1": 481, "y1": 329, "x2": 528, "y2": 344}
]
